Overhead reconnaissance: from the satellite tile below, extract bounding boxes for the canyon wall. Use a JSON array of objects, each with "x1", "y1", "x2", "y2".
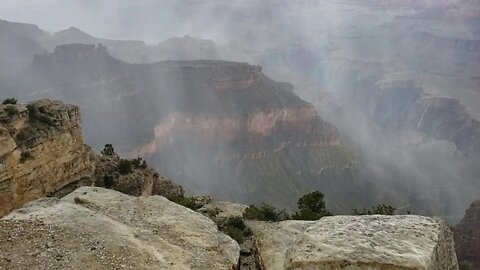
[
  {"x1": 3, "y1": 45, "x2": 359, "y2": 211},
  {"x1": 0, "y1": 100, "x2": 95, "y2": 217},
  {"x1": 453, "y1": 199, "x2": 480, "y2": 269},
  {"x1": 131, "y1": 106, "x2": 340, "y2": 159},
  {"x1": 357, "y1": 81, "x2": 480, "y2": 157}
]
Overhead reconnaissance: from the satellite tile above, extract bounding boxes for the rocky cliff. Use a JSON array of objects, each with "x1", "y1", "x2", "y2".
[
  {"x1": 0, "y1": 100, "x2": 95, "y2": 217},
  {"x1": 453, "y1": 199, "x2": 480, "y2": 269},
  {"x1": 92, "y1": 152, "x2": 184, "y2": 199}
]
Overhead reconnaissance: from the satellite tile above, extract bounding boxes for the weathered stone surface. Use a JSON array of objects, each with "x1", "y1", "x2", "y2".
[
  {"x1": 198, "y1": 201, "x2": 248, "y2": 223},
  {"x1": 0, "y1": 100, "x2": 95, "y2": 217},
  {"x1": 0, "y1": 187, "x2": 239, "y2": 270},
  {"x1": 249, "y1": 215, "x2": 458, "y2": 270},
  {"x1": 93, "y1": 153, "x2": 184, "y2": 198}
]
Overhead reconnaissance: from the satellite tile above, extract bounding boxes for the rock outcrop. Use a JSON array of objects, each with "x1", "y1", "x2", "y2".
[
  {"x1": 92, "y1": 152, "x2": 184, "y2": 198},
  {"x1": 249, "y1": 215, "x2": 459, "y2": 270},
  {"x1": 0, "y1": 100, "x2": 95, "y2": 217},
  {"x1": 0, "y1": 187, "x2": 240, "y2": 270},
  {"x1": 453, "y1": 199, "x2": 480, "y2": 269}
]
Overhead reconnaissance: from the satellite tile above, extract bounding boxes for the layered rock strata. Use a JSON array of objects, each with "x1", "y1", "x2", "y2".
[{"x1": 0, "y1": 100, "x2": 95, "y2": 217}]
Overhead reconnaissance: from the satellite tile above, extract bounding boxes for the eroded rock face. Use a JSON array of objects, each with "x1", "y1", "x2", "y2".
[
  {"x1": 0, "y1": 100, "x2": 95, "y2": 217},
  {"x1": 0, "y1": 187, "x2": 240, "y2": 270},
  {"x1": 249, "y1": 215, "x2": 459, "y2": 270},
  {"x1": 92, "y1": 153, "x2": 184, "y2": 198},
  {"x1": 131, "y1": 106, "x2": 340, "y2": 159},
  {"x1": 453, "y1": 200, "x2": 480, "y2": 269},
  {"x1": 5, "y1": 45, "x2": 356, "y2": 211}
]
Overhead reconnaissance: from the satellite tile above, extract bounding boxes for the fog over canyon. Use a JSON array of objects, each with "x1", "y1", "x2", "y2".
[{"x1": 1, "y1": 0, "x2": 479, "y2": 224}]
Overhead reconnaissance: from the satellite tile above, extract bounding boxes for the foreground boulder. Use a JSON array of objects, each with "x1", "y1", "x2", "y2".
[
  {"x1": 249, "y1": 215, "x2": 458, "y2": 270},
  {"x1": 0, "y1": 187, "x2": 239, "y2": 270}
]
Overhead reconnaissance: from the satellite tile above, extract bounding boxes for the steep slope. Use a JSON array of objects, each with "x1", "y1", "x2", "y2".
[
  {"x1": 0, "y1": 100, "x2": 95, "y2": 217},
  {"x1": 453, "y1": 200, "x2": 480, "y2": 269},
  {"x1": 4, "y1": 44, "x2": 358, "y2": 211}
]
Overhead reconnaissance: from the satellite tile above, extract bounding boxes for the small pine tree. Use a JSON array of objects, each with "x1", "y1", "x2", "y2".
[
  {"x1": 101, "y1": 144, "x2": 115, "y2": 156},
  {"x1": 117, "y1": 159, "x2": 133, "y2": 175},
  {"x1": 292, "y1": 191, "x2": 331, "y2": 220}
]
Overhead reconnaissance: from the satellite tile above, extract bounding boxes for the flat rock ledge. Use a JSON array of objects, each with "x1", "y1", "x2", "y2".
[
  {"x1": 0, "y1": 187, "x2": 239, "y2": 270},
  {"x1": 249, "y1": 215, "x2": 458, "y2": 270}
]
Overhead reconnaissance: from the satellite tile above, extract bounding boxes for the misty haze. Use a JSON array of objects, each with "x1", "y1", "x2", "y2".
[{"x1": 0, "y1": 1, "x2": 479, "y2": 269}]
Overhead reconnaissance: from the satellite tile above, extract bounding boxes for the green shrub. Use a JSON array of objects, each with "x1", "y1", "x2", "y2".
[
  {"x1": 103, "y1": 174, "x2": 115, "y2": 188},
  {"x1": 221, "y1": 216, "x2": 251, "y2": 244},
  {"x1": 101, "y1": 144, "x2": 115, "y2": 156},
  {"x1": 224, "y1": 216, "x2": 247, "y2": 231},
  {"x1": 205, "y1": 207, "x2": 221, "y2": 218},
  {"x1": 131, "y1": 157, "x2": 148, "y2": 169},
  {"x1": 243, "y1": 204, "x2": 288, "y2": 222},
  {"x1": 170, "y1": 196, "x2": 201, "y2": 210},
  {"x1": 26, "y1": 104, "x2": 55, "y2": 125},
  {"x1": 223, "y1": 226, "x2": 245, "y2": 244},
  {"x1": 353, "y1": 204, "x2": 396, "y2": 215},
  {"x1": 117, "y1": 159, "x2": 133, "y2": 175},
  {"x1": 2, "y1": 98, "x2": 17, "y2": 105},
  {"x1": 292, "y1": 191, "x2": 331, "y2": 220},
  {"x1": 5, "y1": 106, "x2": 19, "y2": 117}
]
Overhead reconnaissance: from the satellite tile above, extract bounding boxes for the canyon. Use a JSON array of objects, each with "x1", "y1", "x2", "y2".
[
  {"x1": 2, "y1": 42, "x2": 360, "y2": 211},
  {"x1": 0, "y1": 1, "x2": 477, "y2": 268},
  {"x1": 0, "y1": 99, "x2": 461, "y2": 269},
  {"x1": 1, "y1": 2, "x2": 479, "y2": 217}
]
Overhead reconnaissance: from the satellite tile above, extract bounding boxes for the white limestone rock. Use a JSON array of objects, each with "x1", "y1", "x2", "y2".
[
  {"x1": 0, "y1": 187, "x2": 239, "y2": 270},
  {"x1": 249, "y1": 215, "x2": 458, "y2": 270}
]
